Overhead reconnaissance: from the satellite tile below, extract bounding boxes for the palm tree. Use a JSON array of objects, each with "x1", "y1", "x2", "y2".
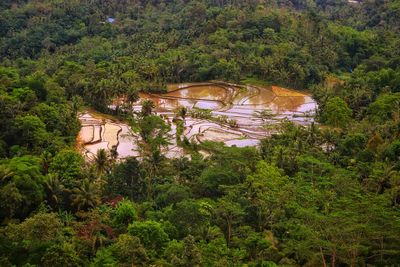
[
  {"x1": 144, "y1": 149, "x2": 165, "y2": 200},
  {"x1": 71, "y1": 95, "x2": 83, "y2": 115},
  {"x1": 141, "y1": 100, "x2": 155, "y2": 117},
  {"x1": 307, "y1": 122, "x2": 320, "y2": 146},
  {"x1": 321, "y1": 128, "x2": 337, "y2": 152},
  {"x1": 58, "y1": 210, "x2": 75, "y2": 227},
  {"x1": 92, "y1": 79, "x2": 111, "y2": 108},
  {"x1": 126, "y1": 87, "x2": 139, "y2": 105},
  {"x1": 91, "y1": 230, "x2": 109, "y2": 253},
  {"x1": 94, "y1": 149, "x2": 110, "y2": 177},
  {"x1": 176, "y1": 106, "x2": 188, "y2": 125},
  {"x1": 110, "y1": 145, "x2": 119, "y2": 162},
  {"x1": 45, "y1": 174, "x2": 66, "y2": 210},
  {"x1": 136, "y1": 115, "x2": 171, "y2": 200},
  {"x1": 366, "y1": 163, "x2": 397, "y2": 194},
  {"x1": 71, "y1": 179, "x2": 101, "y2": 211},
  {"x1": 41, "y1": 151, "x2": 52, "y2": 174},
  {"x1": 172, "y1": 157, "x2": 190, "y2": 184}
]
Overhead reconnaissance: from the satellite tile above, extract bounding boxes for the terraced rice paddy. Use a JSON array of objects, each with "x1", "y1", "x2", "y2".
[
  {"x1": 78, "y1": 82, "x2": 317, "y2": 159},
  {"x1": 77, "y1": 113, "x2": 140, "y2": 160}
]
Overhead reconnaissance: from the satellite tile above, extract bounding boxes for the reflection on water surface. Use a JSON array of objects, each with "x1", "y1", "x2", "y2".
[{"x1": 78, "y1": 82, "x2": 317, "y2": 159}]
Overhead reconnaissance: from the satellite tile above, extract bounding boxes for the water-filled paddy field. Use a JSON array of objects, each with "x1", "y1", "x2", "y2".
[{"x1": 78, "y1": 82, "x2": 317, "y2": 159}]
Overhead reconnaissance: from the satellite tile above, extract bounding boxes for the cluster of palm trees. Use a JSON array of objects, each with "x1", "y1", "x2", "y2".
[{"x1": 45, "y1": 149, "x2": 114, "y2": 212}]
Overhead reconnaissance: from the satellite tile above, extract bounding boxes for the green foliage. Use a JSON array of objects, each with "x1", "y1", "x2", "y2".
[
  {"x1": 163, "y1": 236, "x2": 202, "y2": 267},
  {"x1": 13, "y1": 115, "x2": 48, "y2": 151},
  {"x1": 1, "y1": 0, "x2": 400, "y2": 266},
  {"x1": 93, "y1": 149, "x2": 110, "y2": 176},
  {"x1": 31, "y1": 103, "x2": 79, "y2": 137},
  {"x1": 5, "y1": 212, "x2": 63, "y2": 243},
  {"x1": 91, "y1": 247, "x2": 118, "y2": 267},
  {"x1": 113, "y1": 199, "x2": 137, "y2": 228},
  {"x1": 105, "y1": 157, "x2": 146, "y2": 202},
  {"x1": 48, "y1": 150, "x2": 84, "y2": 188},
  {"x1": 0, "y1": 156, "x2": 45, "y2": 221},
  {"x1": 128, "y1": 220, "x2": 169, "y2": 254},
  {"x1": 70, "y1": 179, "x2": 100, "y2": 211},
  {"x1": 383, "y1": 140, "x2": 400, "y2": 161},
  {"x1": 321, "y1": 97, "x2": 352, "y2": 128},
  {"x1": 168, "y1": 199, "x2": 213, "y2": 239},
  {"x1": 245, "y1": 161, "x2": 293, "y2": 231},
  {"x1": 1, "y1": 212, "x2": 64, "y2": 266},
  {"x1": 338, "y1": 133, "x2": 368, "y2": 157},
  {"x1": 368, "y1": 93, "x2": 400, "y2": 122},
  {"x1": 155, "y1": 184, "x2": 191, "y2": 208},
  {"x1": 113, "y1": 234, "x2": 149, "y2": 266},
  {"x1": 41, "y1": 243, "x2": 81, "y2": 267},
  {"x1": 215, "y1": 195, "x2": 245, "y2": 244}
]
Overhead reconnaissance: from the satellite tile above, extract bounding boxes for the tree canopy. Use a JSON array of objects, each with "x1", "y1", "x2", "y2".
[{"x1": 0, "y1": 0, "x2": 400, "y2": 266}]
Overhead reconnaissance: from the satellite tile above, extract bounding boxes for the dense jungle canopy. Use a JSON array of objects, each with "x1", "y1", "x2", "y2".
[{"x1": 0, "y1": 0, "x2": 400, "y2": 266}]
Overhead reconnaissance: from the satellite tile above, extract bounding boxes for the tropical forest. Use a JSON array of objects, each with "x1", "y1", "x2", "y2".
[{"x1": 0, "y1": 0, "x2": 400, "y2": 266}]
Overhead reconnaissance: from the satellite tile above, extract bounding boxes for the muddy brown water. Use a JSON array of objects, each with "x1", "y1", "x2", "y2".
[{"x1": 78, "y1": 82, "x2": 317, "y2": 159}]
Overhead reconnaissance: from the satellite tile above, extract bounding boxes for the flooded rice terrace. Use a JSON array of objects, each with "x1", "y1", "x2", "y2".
[{"x1": 78, "y1": 82, "x2": 317, "y2": 159}]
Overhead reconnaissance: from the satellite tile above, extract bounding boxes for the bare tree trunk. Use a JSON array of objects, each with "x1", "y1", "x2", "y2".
[
  {"x1": 331, "y1": 249, "x2": 336, "y2": 267},
  {"x1": 320, "y1": 247, "x2": 327, "y2": 267},
  {"x1": 227, "y1": 217, "x2": 232, "y2": 245},
  {"x1": 146, "y1": 172, "x2": 152, "y2": 201},
  {"x1": 351, "y1": 249, "x2": 358, "y2": 267}
]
